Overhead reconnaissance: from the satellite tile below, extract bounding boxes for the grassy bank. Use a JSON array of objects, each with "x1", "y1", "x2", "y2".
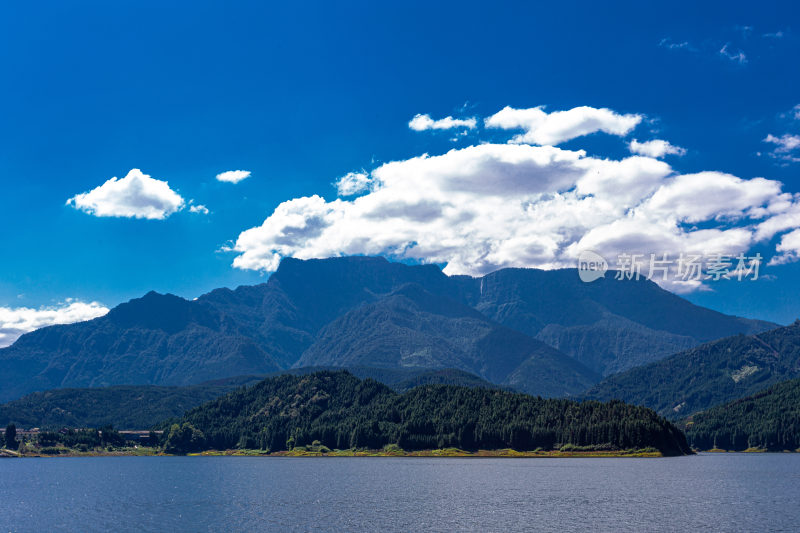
[
  {"x1": 3, "y1": 445, "x2": 665, "y2": 458},
  {"x1": 1, "y1": 445, "x2": 160, "y2": 457},
  {"x1": 189, "y1": 445, "x2": 665, "y2": 458}
]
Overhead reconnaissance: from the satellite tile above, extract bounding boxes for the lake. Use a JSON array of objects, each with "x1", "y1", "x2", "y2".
[{"x1": 1, "y1": 453, "x2": 799, "y2": 532}]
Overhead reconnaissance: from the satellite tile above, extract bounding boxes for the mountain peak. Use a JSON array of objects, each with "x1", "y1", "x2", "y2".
[{"x1": 106, "y1": 291, "x2": 210, "y2": 333}]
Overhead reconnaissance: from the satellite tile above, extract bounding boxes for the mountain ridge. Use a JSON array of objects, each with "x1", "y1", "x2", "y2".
[{"x1": 0, "y1": 256, "x2": 776, "y2": 402}]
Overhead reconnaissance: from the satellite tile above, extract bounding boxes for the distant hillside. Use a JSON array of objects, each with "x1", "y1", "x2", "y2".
[
  {"x1": 0, "y1": 256, "x2": 774, "y2": 402},
  {"x1": 295, "y1": 283, "x2": 599, "y2": 397},
  {"x1": 459, "y1": 268, "x2": 775, "y2": 375},
  {"x1": 684, "y1": 378, "x2": 800, "y2": 451},
  {"x1": 170, "y1": 371, "x2": 692, "y2": 456},
  {"x1": 0, "y1": 367, "x2": 495, "y2": 429},
  {"x1": 584, "y1": 322, "x2": 800, "y2": 418},
  {"x1": 0, "y1": 291, "x2": 284, "y2": 403},
  {"x1": 0, "y1": 377, "x2": 262, "y2": 430}
]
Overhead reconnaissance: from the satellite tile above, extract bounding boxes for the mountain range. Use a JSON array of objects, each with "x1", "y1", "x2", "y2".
[{"x1": 0, "y1": 256, "x2": 775, "y2": 403}]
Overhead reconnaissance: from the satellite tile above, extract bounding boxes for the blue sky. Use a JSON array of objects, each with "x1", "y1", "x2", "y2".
[{"x1": 1, "y1": 0, "x2": 799, "y2": 344}]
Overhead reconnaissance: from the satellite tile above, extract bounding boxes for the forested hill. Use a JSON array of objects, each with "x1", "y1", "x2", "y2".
[
  {"x1": 169, "y1": 371, "x2": 691, "y2": 456},
  {"x1": 0, "y1": 367, "x2": 495, "y2": 430},
  {"x1": 583, "y1": 322, "x2": 800, "y2": 418},
  {"x1": 685, "y1": 378, "x2": 800, "y2": 451}
]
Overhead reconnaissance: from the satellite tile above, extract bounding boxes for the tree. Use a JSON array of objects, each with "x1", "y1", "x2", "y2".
[
  {"x1": 5, "y1": 423, "x2": 18, "y2": 450},
  {"x1": 163, "y1": 423, "x2": 206, "y2": 454}
]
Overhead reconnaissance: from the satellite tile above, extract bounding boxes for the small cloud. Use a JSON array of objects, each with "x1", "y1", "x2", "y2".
[
  {"x1": 485, "y1": 105, "x2": 642, "y2": 146},
  {"x1": 216, "y1": 170, "x2": 252, "y2": 184},
  {"x1": 771, "y1": 228, "x2": 800, "y2": 264},
  {"x1": 658, "y1": 38, "x2": 694, "y2": 51},
  {"x1": 719, "y1": 43, "x2": 747, "y2": 63},
  {"x1": 629, "y1": 139, "x2": 687, "y2": 158},
  {"x1": 763, "y1": 31, "x2": 785, "y2": 39},
  {"x1": 763, "y1": 133, "x2": 800, "y2": 163},
  {"x1": 0, "y1": 300, "x2": 109, "y2": 348},
  {"x1": 409, "y1": 114, "x2": 477, "y2": 131},
  {"x1": 189, "y1": 204, "x2": 209, "y2": 215},
  {"x1": 67, "y1": 169, "x2": 185, "y2": 220},
  {"x1": 335, "y1": 171, "x2": 372, "y2": 196}
]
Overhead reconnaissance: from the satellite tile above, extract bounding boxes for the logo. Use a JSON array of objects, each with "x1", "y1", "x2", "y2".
[{"x1": 577, "y1": 250, "x2": 608, "y2": 283}]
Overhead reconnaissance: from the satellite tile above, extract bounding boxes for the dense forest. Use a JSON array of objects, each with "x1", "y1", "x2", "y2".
[
  {"x1": 0, "y1": 367, "x2": 495, "y2": 430},
  {"x1": 169, "y1": 371, "x2": 691, "y2": 456},
  {"x1": 685, "y1": 378, "x2": 800, "y2": 451},
  {"x1": 584, "y1": 322, "x2": 800, "y2": 418}
]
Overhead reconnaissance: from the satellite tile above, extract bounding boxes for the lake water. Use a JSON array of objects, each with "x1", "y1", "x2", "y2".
[{"x1": 1, "y1": 453, "x2": 799, "y2": 532}]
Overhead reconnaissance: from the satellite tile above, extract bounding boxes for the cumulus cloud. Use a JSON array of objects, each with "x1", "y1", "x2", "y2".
[
  {"x1": 67, "y1": 169, "x2": 185, "y2": 220},
  {"x1": 629, "y1": 139, "x2": 687, "y2": 158},
  {"x1": 228, "y1": 104, "x2": 800, "y2": 291},
  {"x1": 0, "y1": 300, "x2": 109, "y2": 348},
  {"x1": 190, "y1": 204, "x2": 209, "y2": 215},
  {"x1": 408, "y1": 114, "x2": 477, "y2": 131},
  {"x1": 335, "y1": 172, "x2": 372, "y2": 196},
  {"x1": 485, "y1": 105, "x2": 642, "y2": 145},
  {"x1": 216, "y1": 170, "x2": 252, "y2": 184}
]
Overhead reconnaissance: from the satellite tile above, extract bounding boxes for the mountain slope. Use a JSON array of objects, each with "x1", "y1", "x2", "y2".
[
  {"x1": 584, "y1": 322, "x2": 800, "y2": 418},
  {"x1": 296, "y1": 283, "x2": 599, "y2": 396},
  {"x1": 171, "y1": 371, "x2": 691, "y2": 455},
  {"x1": 197, "y1": 256, "x2": 454, "y2": 368},
  {"x1": 684, "y1": 378, "x2": 800, "y2": 451},
  {"x1": 461, "y1": 268, "x2": 775, "y2": 375},
  {"x1": 0, "y1": 292, "x2": 282, "y2": 402}
]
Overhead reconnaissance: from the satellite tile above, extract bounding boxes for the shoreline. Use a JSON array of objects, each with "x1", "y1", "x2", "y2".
[
  {"x1": 7, "y1": 446, "x2": 800, "y2": 458},
  {"x1": 3, "y1": 446, "x2": 671, "y2": 458}
]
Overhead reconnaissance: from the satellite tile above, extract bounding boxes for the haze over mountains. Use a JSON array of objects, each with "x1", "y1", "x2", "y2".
[{"x1": 0, "y1": 256, "x2": 776, "y2": 403}]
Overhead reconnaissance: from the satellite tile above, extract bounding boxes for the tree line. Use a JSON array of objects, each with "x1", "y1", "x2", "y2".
[{"x1": 685, "y1": 378, "x2": 800, "y2": 451}]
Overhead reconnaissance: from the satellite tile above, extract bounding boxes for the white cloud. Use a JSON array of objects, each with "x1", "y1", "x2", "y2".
[
  {"x1": 67, "y1": 169, "x2": 185, "y2": 220},
  {"x1": 189, "y1": 204, "x2": 209, "y2": 214},
  {"x1": 485, "y1": 105, "x2": 642, "y2": 145},
  {"x1": 216, "y1": 170, "x2": 252, "y2": 184},
  {"x1": 642, "y1": 172, "x2": 782, "y2": 223},
  {"x1": 335, "y1": 171, "x2": 372, "y2": 196},
  {"x1": 629, "y1": 139, "x2": 687, "y2": 158},
  {"x1": 764, "y1": 133, "x2": 800, "y2": 152},
  {"x1": 763, "y1": 31, "x2": 785, "y2": 39},
  {"x1": 772, "y1": 228, "x2": 800, "y2": 264},
  {"x1": 228, "y1": 104, "x2": 800, "y2": 291},
  {"x1": 0, "y1": 300, "x2": 109, "y2": 348},
  {"x1": 764, "y1": 133, "x2": 800, "y2": 163},
  {"x1": 659, "y1": 38, "x2": 692, "y2": 51},
  {"x1": 719, "y1": 43, "x2": 747, "y2": 64},
  {"x1": 409, "y1": 114, "x2": 477, "y2": 131}
]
